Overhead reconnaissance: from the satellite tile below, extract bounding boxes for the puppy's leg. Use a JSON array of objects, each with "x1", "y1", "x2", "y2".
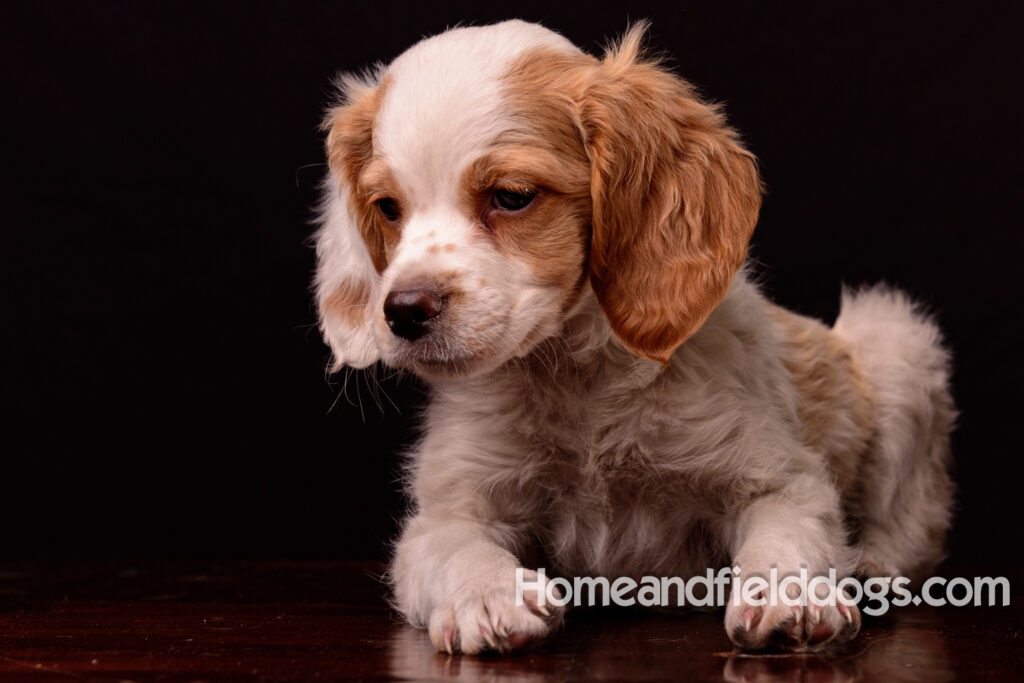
[
  {"x1": 724, "y1": 472, "x2": 860, "y2": 651},
  {"x1": 390, "y1": 515, "x2": 562, "y2": 654}
]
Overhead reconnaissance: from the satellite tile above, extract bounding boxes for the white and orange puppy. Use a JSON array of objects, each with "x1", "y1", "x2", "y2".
[{"x1": 314, "y1": 21, "x2": 955, "y2": 653}]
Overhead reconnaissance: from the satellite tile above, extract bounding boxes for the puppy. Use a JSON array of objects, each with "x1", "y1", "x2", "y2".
[{"x1": 314, "y1": 20, "x2": 955, "y2": 653}]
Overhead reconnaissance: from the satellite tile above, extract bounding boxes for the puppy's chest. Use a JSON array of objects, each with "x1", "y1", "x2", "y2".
[
  {"x1": 528, "y1": 423, "x2": 718, "y2": 576},
  {"x1": 509, "y1": 362, "x2": 718, "y2": 490},
  {"x1": 507, "y1": 368, "x2": 719, "y2": 575},
  {"x1": 514, "y1": 370, "x2": 654, "y2": 480}
]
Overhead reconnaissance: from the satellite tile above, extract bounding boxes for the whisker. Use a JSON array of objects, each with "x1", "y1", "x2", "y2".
[{"x1": 295, "y1": 162, "x2": 327, "y2": 188}]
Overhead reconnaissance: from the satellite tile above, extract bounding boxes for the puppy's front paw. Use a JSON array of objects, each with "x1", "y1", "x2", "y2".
[
  {"x1": 427, "y1": 569, "x2": 563, "y2": 654},
  {"x1": 725, "y1": 585, "x2": 860, "y2": 651}
]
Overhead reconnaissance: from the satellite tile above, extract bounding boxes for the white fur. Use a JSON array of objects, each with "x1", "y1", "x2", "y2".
[
  {"x1": 377, "y1": 21, "x2": 578, "y2": 199},
  {"x1": 316, "y1": 21, "x2": 583, "y2": 378},
  {"x1": 833, "y1": 287, "x2": 955, "y2": 576},
  {"x1": 314, "y1": 21, "x2": 955, "y2": 654},
  {"x1": 314, "y1": 177, "x2": 380, "y2": 369}
]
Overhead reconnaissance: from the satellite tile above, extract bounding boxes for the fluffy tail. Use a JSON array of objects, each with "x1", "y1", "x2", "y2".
[{"x1": 832, "y1": 285, "x2": 956, "y2": 578}]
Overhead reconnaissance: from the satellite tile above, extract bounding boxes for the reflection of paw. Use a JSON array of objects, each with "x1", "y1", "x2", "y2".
[
  {"x1": 725, "y1": 588, "x2": 860, "y2": 651},
  {"x1": 426, "y1": 569, "x2": 563, "y2": 654},
  {"x1": 723, "y1": 651, "x2": 860, "y2": 683}
]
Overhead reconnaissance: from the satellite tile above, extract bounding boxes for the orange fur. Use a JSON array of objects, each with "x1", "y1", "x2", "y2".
[
  {"x1": 460, "y1": 147, "x2": 591, "y2": 301},
  {"x1": 579, "y1": 26, "x2": 763, "y2": 363},
  {"x1": 770, "y1": 305, "x2": 876, "y2": 497},
  {"x1": 323, "y1": 79, "x2": 398, "y2": 273},
  {"x1": 324, "y1": 278, "x2": 372, "y2": 327},
  {"x1": 490, "y1": 52, "x2": 596, "y2": 306},
  {"x1": 497, "y1": 32, "x2": 763, "y2": 353}
]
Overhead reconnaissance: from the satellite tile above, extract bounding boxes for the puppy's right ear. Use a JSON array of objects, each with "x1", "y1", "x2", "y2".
[{"x1": 314, "y1": 72, "x2": 384, "y2": 371}]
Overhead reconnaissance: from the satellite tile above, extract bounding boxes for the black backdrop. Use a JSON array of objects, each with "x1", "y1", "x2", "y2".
[{"x1": 5, "y1": 2, "x2": 1023, "y2": 564}]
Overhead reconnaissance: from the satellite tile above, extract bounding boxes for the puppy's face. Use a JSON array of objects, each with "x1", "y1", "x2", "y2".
[
  {"x1": 315, "y1": 21, "x2": 762, "y2": 380},
  {"x1": 357, "y1": 141, "x2": 593, "y2": 380}
]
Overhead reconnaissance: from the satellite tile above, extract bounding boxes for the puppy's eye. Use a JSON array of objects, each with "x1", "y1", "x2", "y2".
[
  {"x1": 491, "y1": 188, "x2": 536, "y2": 212},
  {"x1": 376, "y1": 197, "x2": 401, "y2": 222}
]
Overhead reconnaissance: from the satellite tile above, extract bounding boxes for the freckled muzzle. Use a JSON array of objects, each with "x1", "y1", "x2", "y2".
[{"x1": 384, "y1": 289, "x2": 445, "y2": 341}]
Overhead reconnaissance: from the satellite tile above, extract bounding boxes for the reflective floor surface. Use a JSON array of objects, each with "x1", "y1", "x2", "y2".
[{"x1": 0, "y1": 562, "x2": 1017, "y2": 681}]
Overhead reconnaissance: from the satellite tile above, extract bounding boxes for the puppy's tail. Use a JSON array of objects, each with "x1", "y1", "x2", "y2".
[{"x1": 831, "y1": 285, "x2": 956, "y2": 579}]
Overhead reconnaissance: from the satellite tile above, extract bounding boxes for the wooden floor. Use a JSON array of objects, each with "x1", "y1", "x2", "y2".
[{"x1": 0, "y1": 562, "x2": 1018, "y2": 681}]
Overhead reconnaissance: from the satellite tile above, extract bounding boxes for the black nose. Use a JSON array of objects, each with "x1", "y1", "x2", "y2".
[{"x1": 384, "y1": 289, "x2": 444, "y2": 341}]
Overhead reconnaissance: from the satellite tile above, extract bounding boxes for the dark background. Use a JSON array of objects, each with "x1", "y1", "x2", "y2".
[{"x1": 4, "y1": 2, "x2": 1022, "y2": 564}]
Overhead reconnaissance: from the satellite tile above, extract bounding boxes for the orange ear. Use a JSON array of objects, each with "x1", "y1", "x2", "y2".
[
  {"x1": 313, "y1": 72, "x2": 386, "y2": 370},
  {"x1": 322, "y1": 73, "x2": 389, "y2": 274},
  {"x1": 579, "y1": 26, "x2": 763, "y2": 364}
]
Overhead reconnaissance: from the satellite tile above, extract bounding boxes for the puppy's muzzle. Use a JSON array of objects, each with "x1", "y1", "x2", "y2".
[{"x1": 384, "y1": 289, "x2": 444, "y2": 341}]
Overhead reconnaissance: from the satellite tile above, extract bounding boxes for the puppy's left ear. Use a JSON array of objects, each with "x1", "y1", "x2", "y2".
[
  {"x1": 580, "y1": 25, "x2": 763, "y2": 363},
  {"x1": 313, "y1": 72, "x2": 385, "y2": 371}
]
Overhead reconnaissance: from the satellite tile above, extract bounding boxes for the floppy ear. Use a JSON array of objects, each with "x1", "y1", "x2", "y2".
[
  {"x1": 313, "y1": 73, "x2": 384, "y2": 371},
  {"x1": 579, "y1": 26, "x2": 763, "y2": 364}
]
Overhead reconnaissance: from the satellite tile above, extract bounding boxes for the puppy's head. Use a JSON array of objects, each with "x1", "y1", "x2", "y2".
[{"x1": 314, "y1": 21, "x2": 761, "y2": 380}]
